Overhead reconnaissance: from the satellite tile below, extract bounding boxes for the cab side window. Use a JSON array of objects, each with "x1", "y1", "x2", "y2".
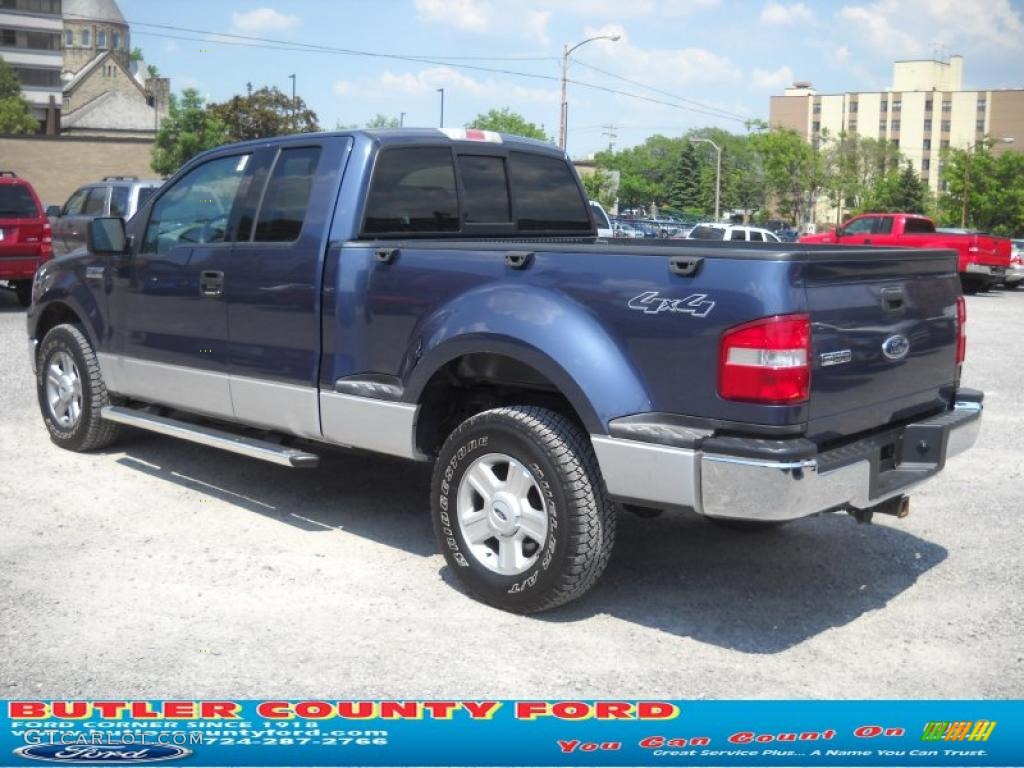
[
  {"x1": 363, "y1": 147, "x2": 459, "y2": 234},
  {"x1": 110, "y1": 186, "x2": 130, "y2": 217},
  {"x1": 62, "y1": 188, "x2": 89, "y2": 216},
  {"x1": 749, "y1": 230, "x2": 764, "y2": 242},
  {"x1": 142, "y1": 154, "x2": 251, "y2": 255},
  {"x1": 841, "y1": 217, "x2": 876, "y2": 235},
  {"x1": 873, "y1": 217, "x2": 894, "y2": 234},
  {"x1": 728, "y1": 229, "x2": 747, "y2": 241},
  {"x1": 253, "y1": 146, "x2": 321, "y2": 242},
  {"x1": 82, "y1": 187, "x2": 108, "y2": 216}
]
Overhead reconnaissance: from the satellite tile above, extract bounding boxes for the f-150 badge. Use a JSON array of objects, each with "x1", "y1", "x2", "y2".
[{"x1": 627, "y1": 291, "x2": 715, "y2": 318}]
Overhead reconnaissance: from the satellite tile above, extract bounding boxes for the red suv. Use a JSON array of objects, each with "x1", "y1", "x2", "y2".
[{"x1": 1, "y1": 171, "x2": 53, "y2": 307}]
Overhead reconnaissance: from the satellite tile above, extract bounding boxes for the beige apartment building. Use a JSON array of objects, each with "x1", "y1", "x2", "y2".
[{"x1": 769, "y1": 56, "x2": 1024, "y2": 207}]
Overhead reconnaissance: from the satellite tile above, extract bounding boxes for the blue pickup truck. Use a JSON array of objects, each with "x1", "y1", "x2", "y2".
[{"x1": 26, "y1": 128, "x2": 982, "y2": 613}]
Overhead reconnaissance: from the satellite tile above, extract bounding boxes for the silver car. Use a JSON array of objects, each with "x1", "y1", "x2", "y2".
[
  {"x1": 48, "y1": 176, "x2": 162, "y2": 256},
  {"x1": 1007, "y1": 239, "x2": 1024, "y2": 289}
]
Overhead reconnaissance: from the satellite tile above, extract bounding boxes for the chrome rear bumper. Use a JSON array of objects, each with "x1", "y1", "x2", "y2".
[{"x1": 593, "y1": 400, "x2": 982, "y2": 523}]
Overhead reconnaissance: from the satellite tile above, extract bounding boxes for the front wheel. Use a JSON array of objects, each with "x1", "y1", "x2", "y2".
[
  {"x1": 36, "y1": 323, "x2": 120, "y2": 451},
  {"x1": 431, "y1": 406, "x2": 616, "y2": 613}
]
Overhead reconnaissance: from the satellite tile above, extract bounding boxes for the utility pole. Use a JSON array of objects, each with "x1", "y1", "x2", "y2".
[
  {"x1": 559, "y1": 34, "x2": 620, "y2": 151},
  {"x1": 437, "y1": 88, "x2": 445, "y2": 127},
  {"x1": 400, "y1": 111, "x2": 406, "y2": 128},
  {"x1": 600, "y1": 124, "x2": 617, "y2": 153},
  {"x1": 246, "y1": 81, "x2": 253, "y2": 96},
  {"x1": 690, "y1": 137, "x2": 722, "y2": 222}
]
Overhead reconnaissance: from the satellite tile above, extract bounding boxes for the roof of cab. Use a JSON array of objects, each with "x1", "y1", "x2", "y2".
[{"x1": 202, "y1": 128, "x2": 564, "y2": 157}]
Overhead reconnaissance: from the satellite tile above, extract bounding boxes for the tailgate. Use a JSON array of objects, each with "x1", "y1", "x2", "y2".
[
  {"x1": 803, "y1": 248, "x2": 960, "y2": 443},
  {"x1": 971, "y1": 234, "x2": 1012, "y2": 267}
]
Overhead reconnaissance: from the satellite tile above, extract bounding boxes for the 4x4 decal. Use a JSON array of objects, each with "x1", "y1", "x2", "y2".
[{"x1": 627, "y1": 291, "x2": 715, "y2": 318}]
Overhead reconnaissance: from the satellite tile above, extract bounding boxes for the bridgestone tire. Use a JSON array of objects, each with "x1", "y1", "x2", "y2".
[
  {"x1": 36, "y1": 323, "x2": 120, "y2": 452},
  {"x1": 15, "y1": 280, "x2": 32, "y2": 307},
  {"x1": 431, "y1": 406, "x2": 616, "y2": 613}
]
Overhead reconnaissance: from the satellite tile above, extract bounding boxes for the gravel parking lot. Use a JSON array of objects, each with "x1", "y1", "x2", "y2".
[{"x1": 1, "y1": 287, "x2": 1021, "y2": 699}]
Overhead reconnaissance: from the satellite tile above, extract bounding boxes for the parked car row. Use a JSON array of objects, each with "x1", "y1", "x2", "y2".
[{"x1": 1, "y1": 172, "x2": 163, "y2": 306}]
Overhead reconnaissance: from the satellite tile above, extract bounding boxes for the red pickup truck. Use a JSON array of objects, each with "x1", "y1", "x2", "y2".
[
  {"x1": 0, "y1": 171, "x2": 53, "y2": 306},
  {"x1": 801, "y1": 213, "x2": 1011, "y2": 292}
]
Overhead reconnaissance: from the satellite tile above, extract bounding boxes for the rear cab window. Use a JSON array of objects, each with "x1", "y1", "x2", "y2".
[
  {"x1": 361, "y1": 143, "x2": 592, "y2": 237},
  {"x1": 904, "y1": 217, "x2": 936, "y2": 234},
  {"x1": 508, "y1": 151, "x2": 591, "y2": 232},
  {"x1": 0, "y1": 184, "x2": 40, "y2": 218}
]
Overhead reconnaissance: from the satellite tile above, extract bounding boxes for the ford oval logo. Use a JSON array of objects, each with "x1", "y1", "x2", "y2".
[
  {"x1": 881, "y1": 334, "x2": 910, "y2": 361},
  {"x1": 13, "y1": 744, "x2": 191, "y2": 764}
]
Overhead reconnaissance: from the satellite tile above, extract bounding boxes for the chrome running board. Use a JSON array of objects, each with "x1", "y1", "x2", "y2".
[{"x1": 101, "y1": 406, "x2": 320, "y2": 468}]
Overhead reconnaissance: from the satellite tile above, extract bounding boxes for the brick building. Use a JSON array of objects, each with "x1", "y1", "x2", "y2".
[{"x1": 770, "y1": 57, "x2": 1023, "y2": 197}]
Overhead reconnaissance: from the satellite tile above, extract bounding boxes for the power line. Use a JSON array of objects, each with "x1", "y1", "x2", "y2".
[
  {"x1": 572, "y1": 57, "x2": 749, "y2": 122},
  {"x1": 120, "y1": 18, "x2": 758, "y2": 124}
]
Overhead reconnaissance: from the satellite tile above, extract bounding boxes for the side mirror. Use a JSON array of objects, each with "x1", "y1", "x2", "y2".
[
  {"x1": 834, "y1": 227, "x2": 842, "y2": 237},
  {"x1": 88, "y1": 217, "x2": 128, "y2": 255},
  {"x1": 46, "y1": 205, "x2": 62, "y2": 218}
]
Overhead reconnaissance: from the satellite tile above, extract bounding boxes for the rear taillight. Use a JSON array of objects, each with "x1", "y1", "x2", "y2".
[
  {"x1": 718, "y1": 314, "x2": 811, "y2": 404},
  {"x1": 956, "y1": 295, "x2": 966, "y2": 365},
  {"x1": 40, "y1": 221, "x2": 53, "y2": 260}
]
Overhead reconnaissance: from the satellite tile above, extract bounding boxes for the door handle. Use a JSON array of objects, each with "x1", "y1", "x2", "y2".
[{"x1": 199, "y1": 270, "x2": 224, "y2": 297}]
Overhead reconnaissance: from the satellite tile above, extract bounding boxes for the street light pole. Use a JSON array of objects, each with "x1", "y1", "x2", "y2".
[
  {"x1": 288, "y1": 73, "x2": 296, "y2": 130},
  {"x1": 400, "y1": 111, "x2": 406, "y2": 128},
  {"x1": 691, "y1": 137, "x2": 722, "y2": 222},
  {"x1": 960, "y1": 136, "x2": 1014, "y2": 227},
  {"x1": 437, "y1": 88, "x2": 445, "y2": 127},
  {"x1": 559, "y1": 34, "x2": 620, "y2": 151}
]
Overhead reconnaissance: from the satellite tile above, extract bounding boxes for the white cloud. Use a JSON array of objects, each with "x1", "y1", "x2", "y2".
[
  {"x1": 525, "y1": 9, "x2": 551, "y2": 46},
  {"x1": 230, "y1": 8, "x2": 301, "y2": 33},
  {"x1": 377, "y1": 65, "x2": 558, "y2": 104},
  {"x1": 540, "y1": 0, "x2": 719, "y2": 17},
  {"x1": 760, "y1": 2, "x2": 813, "y2": 24},
  {"x1": 578, "y1": 24, "x2": 740, "y2": 87},
  {"x1": 838, "y1": 0, "x2": 1024, "y2": 56},
  {"x1": 414, "y1": 0, "x2": 493, "y2": 32},
  {"x1": 751, "y1": 64, "x2": 795, "y2": 90}
]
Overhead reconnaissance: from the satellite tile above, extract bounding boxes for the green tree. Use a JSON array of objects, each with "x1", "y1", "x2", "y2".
[
  {"x1": 364, "y1": 114, "x2": 400, "y2": 128},
  {"x1": 151, "y1": 89, "x2": 229, "y2": 176},
  {"x1": 939, "y1": 143, "x2": 1024, "y2": 236},
  {"x1": 467, "y1": 108, "x2": 548, "y2": 141},
  {"x1": 0, "y1": 57, "x2": 36, "y2": 135},
  {"x1": 863, "y1": 161, "x2": 929, "y2": 214},
  {"x1": 208, "y1": 86, "x2": 320, "y2": 142},
  {"x1": 668, "y1": 142, "x2": 701, "y2": 211},
  {"x1": 580, "y1": 168, "x2": 617, "y2": 209},
  {"x1": 750, "y1": 127, "x2": 825, "y2": 226}
]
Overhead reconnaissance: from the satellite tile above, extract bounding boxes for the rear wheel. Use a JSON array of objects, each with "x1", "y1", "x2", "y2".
[
  {"x1": 14, "y1": 280, "x2": 32, "y2": 307},
  {"x1": 431, "y1": 406, "x2": 615, "y2": 613},
  {"x1": 36, "y1": 323, "x2": 119, "y2": 451}
]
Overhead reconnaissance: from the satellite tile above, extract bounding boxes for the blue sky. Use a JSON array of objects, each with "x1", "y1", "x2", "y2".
[{"x1": 119, "y1": 0, "x2": 1024, "y2": 156}]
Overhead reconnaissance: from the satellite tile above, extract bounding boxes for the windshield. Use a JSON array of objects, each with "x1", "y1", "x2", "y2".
[
  {"x1": 0, "y1": 185, "x2": 39, "y2": 218},
  {"x1": 689, "y1": 225, "x2": 726, "y2": 240}
]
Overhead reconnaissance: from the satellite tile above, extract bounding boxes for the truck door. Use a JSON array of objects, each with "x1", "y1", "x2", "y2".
[
  {"x1": 222, "y1": 138, "x2": 351, "y2": 438},
  {"x1": 107, "y1": 151, "x2": 256, "y2": 419}
]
